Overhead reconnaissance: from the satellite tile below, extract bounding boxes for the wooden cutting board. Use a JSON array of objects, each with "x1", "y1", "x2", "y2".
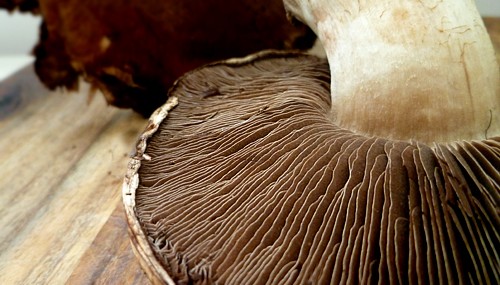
[
  {"x1": 0, "y1": 17, "x2": 499, "y2": 285},
  {"x1": 0, "y1": 67, "x2": 149, "y2": 284}
]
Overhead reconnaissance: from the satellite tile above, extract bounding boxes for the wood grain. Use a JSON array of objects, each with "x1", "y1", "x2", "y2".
[
  {"x1": 67, "y1": 204, "x2": 149, "y2": 285},
  {"x1": 0, "y1": 18, "x2": 498, "y2": 285},
  {"x1": 0, "y1": 65, "x2": 148, "y2": 284}
]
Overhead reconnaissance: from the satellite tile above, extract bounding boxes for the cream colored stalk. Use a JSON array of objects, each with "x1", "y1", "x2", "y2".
[{"x1": 285, "y1": 0, "x2": 500, "y2": 143}]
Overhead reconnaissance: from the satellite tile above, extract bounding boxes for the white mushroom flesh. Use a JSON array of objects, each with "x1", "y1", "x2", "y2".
[{"x1": 284, "y1": 0, "x2": 500, "y2": 143}]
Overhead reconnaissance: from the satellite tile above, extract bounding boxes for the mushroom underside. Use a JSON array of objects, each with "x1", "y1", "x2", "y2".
[{"x1": 129, "y1": 53, "x2": 500, "y2": 284}]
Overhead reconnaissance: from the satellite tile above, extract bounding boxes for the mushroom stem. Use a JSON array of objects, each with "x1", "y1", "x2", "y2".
[{"x1": 285, "y1": 0, "x2": 500, "y2": 143}]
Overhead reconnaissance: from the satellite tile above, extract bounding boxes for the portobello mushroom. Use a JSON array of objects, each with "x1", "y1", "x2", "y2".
[{"x1": 123, "y1": 1, "x2": 500, "y2": 284}]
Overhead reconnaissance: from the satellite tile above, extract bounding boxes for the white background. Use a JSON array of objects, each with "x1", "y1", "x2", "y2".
[{"x1": 0, "y1": 0, "x2": 499, "y2": 79}]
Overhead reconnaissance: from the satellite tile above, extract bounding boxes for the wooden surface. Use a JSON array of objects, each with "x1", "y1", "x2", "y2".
[
  {"x1": 0, "y1": 17, "x2": 499, "y2": 285},
  {"x1": 0, "y1": 68, "x2": 149, "y2": 284}
]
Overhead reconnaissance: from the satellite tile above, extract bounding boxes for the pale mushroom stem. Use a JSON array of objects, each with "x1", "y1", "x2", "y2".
[{"x1": 285, "y1": 0, "x2": 500, "y2": 143}]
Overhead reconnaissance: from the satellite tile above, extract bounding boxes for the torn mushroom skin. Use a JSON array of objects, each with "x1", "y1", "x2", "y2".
[
  {"x1": 284, "y1": 0, "x2": 500, "y2": 143},
  {"x1": 18, "y1": 0, "x2": 316, "y2": 116},
  {"x1": 122, "y1": 1, "x2": 500, "y2": 284}
]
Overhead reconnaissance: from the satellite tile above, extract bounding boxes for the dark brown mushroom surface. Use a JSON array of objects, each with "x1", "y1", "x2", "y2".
[
  {"x1": 1, "y1": 0, "x2": 314, "y2": 116},
  {"x1": 123, "y1": 52, "x2": 499, "y2": 284}
]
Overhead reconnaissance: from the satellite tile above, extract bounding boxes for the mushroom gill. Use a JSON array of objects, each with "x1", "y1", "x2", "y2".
[{"x1": 123, "y1": 52, "x2": 499, "y2": 284}]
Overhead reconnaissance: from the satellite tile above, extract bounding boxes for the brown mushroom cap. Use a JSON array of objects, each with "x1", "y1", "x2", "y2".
[
  {"x1": 3, "y1": 0, "x2": 314, "y2": 116},
  {"x1": 123, "y1": 51, "x2": 500, "y2": 284}
]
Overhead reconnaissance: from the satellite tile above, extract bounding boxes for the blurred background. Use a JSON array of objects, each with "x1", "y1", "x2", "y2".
[{"x1": 0, "y1": 0, "x2": 499, "y2": 80}]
